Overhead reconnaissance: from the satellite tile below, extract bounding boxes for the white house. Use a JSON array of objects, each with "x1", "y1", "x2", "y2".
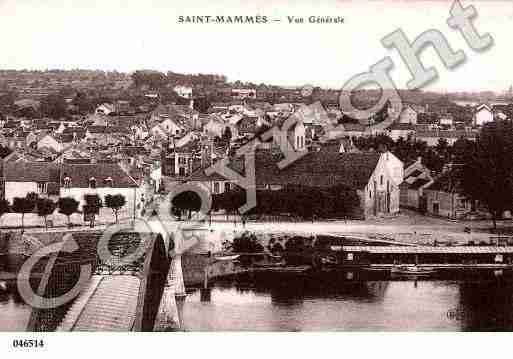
[
  {"x1": 231, "y1": 89, "x2": 256, "y2": 99},
  {"x1": 273, "y1": 116, "x2": 307, "y2": 152},
  {"x1": 398, "y1": 105, "x2": 419, "y2": 125},
  {"x1": 473, "y1": 104, "x2": 494, "y2": 127},
  {"x1": 3, "y1": 161, "x2": 60, "y2": 202},
  {"x1": 174, "y1": 85, "x2": 193, "y2": 99},
  {"x1": 387, "y1": 123, "x2": 415, "y2": 141},
  {"x1": 60, "y1": 162, "x2": 140, "y2": 218},
  {"x1": 37, "y1": 134, "x2": 64, "y2": 153},
  {"x1": 204, "y1": 116, "x2": 229, "y2": 138},
  {"x1": 160, "y1": 117, "x2": 187, "y2": 136},
  {"x1": 95, "y1": 103, "x2": 115, "y2": 116}
]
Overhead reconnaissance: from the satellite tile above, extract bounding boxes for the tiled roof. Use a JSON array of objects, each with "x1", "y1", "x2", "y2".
[
  {"x1": 61, "y1": 163, "x2": 138, "y2": 188},
  {"x1": 343, "y1": 123, "x2": 366, "y2": 132},
  {"x1": 87, "y1": 126, "x2": 130, "y2": 134},
  {"x1": 190, "y1": 149, "x2": 380, "y2": 189},
  {"x1": 409, "y1": 177, "x2": 431, "y2": 190},
  {"x1": 4, "y1": 161, "x2": 59, "y2": 182},
  {"x1": 416, "y1": 130, "x2": 477, "y2": 139},
  {"x1": 389, "y1": 123, "x2": 415, "y2": 131}
]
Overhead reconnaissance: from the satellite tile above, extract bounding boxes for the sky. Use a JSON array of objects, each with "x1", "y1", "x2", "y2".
[{"x1": 0, "y1": 0, "x2": 511, "y2": 92}]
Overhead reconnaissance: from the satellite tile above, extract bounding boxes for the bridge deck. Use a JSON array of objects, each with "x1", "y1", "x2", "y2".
[{"x1": 58, "y1": 275, "x2": 141, "y2": 332}]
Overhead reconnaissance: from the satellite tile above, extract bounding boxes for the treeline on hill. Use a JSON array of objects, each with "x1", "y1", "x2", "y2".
[{"x1": 131, "y1": 70, "x2": 227, "y2": 90}]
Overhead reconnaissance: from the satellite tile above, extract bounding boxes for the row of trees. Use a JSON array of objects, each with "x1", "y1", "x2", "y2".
[
  {"x1": 170, "y1": 185, "x2": 360, "y2": 221},
  {"x1": 0, "y1": 193, "x2": 127, "y2": 230},
  {"x1": 210, "y1": 185, "x2": 360, "y2": 220},
  {"x1": 458, "y1": 120, "x2": 513, "y2": 230},
  {"x1": 353, "y1": 134, "x2": 476, "y2": 174}
]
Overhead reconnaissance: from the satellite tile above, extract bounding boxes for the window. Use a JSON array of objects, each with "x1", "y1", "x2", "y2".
[
  {"x1": 214, "y1": 182, "x2": 220, "y2": 194},
  {"x1": 37, "y1": 182, "x2": 47, "y2": 194},
  {"x1": 225, "y1": 183, "x2": 231, "y2": 192},
  {"x1": 380, "y1": 175, "x2": 384, "y2": 186},
  {"x1": 105, "y1": 177, "x2": 113, "y2": 187},
  {"x1": 178, "y1": 167, "x2": 186, "y2": 176},
  {"x1": 369, "y1": 190, "x2": 372, "y2": 199},
  {"x1": 176, "y1": 129, "x2": 180, "y2": 135},
  {"x1": 178, "y1": 157, "x2": 187, "y2": 165},
  {"x1": 89, "y1": 177, "x2": 97, "y2": 188}
]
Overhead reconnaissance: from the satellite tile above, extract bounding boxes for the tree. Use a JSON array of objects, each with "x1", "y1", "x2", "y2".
[
  {"x1": 83, "y1": 194, "x2": 102, "y2": 227},
  {"x1": 12, "y1": 196, "x2": 36, "y2": 230},
  {"x1": 171, "y1": 191, "x2": 201, "y2": 220},
  {"x1": 459, "y1": 120, "x2": 513, "y2": 230},
  {"x1": 231, "y1": 231, "x2": 264, "y2": 262},
  {"x1": 40, "y1": 93, "x2": 67, "y2": 119},
  {"x1": 104, "y1": 194, "x2": 126, "y2": 224},
  {"x1": 222, "y1": 126, "x2": 232, "y2": 143},
  {"x1": 36, "y1": 198, "x2": 56, "y2": 230},
  {"x1": 58, "y1": 197, "x2": 80, "y2": 228}
]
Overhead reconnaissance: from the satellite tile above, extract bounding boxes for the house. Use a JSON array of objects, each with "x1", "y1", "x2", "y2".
[
  {"x1": 415, "y1": 130, "x2": 477, "y2": 146},
  {"x1": 36, "y1": 133, "x2": 65, "y2": 153},
  {"x1": 231, "y1": 88, "x2": 256, "y2": 99},
  {"x1": 204, "y1": 115, "x2": 231, "y2": 138},
  {"x1": 60, "y1": 162, "x2": 140, "y2": 216},
  {"x1": 3, "y1": 161, "x2": 60, "y2": 202},
  {"x1": 399, "y1": 157, "x2": 434, "y2": 210},
  {"x1": 62, "y1": 126, "x2": 87, "y2": 142},
  {"x1": 439, "y1": 114, "x2": 454, "y2": 127},
  {"x1": 473, "y1": 104, "x2": 494, "y2": 127},
  {"x1": 189, "y1": 149, "x2": 403, "y2": 219},
  {"x1": 342, "y1": 123, "x2": 366, "y2": 138},
  {"x1": 159, "y1": 117, "x2": 188, "y2": 136},
  {"x1": 272, "y1": 116, "x2": 306, "y2": 152},
  {"x1": 398, "y1": 104, "x2": 419, "y2": 124},
  {"x1": 174, "y1": 85, "x2": 193, "y2": 99},
  {"x1": 387, "y1": 123, "x2": 415, "y2": 141},
  {"x1": 95, "y1": 103, "x2": 115, "y2": 116},
  {"x1": 423, "y1": 168, "x2": 473, "y2": 219}
]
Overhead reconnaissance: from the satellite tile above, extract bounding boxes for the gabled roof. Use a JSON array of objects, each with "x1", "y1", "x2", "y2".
[
  {"x1": 190, "y1": 149, "x2": 380, "y2": 190},
  {"x1": 61, "y1": 163, "x2": 138, "y2": 188},
  {"x1": 4, "y1": 161, "x2": 59, "y2": 182},
  {"x1": 475, "y1": 104, "x2": 492, "y2": 113}
]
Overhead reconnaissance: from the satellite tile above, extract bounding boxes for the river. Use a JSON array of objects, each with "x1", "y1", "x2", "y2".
[{"x1": 4, "y1": 270, "x2": 513, "y2": 331}]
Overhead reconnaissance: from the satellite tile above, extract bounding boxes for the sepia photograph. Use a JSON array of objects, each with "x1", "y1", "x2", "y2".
[{"x1": 2, "y1": 0, "x2": 513, "y2": 356}]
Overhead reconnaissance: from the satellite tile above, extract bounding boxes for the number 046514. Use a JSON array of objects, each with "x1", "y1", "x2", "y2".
[{"x1": 12, "y1": 339, "x2": 44, "y2": 348}]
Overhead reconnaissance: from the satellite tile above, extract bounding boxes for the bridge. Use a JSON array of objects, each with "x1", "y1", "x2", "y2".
[{"x1": 24, "y1": 226, "x2": 188, "y2": 332}]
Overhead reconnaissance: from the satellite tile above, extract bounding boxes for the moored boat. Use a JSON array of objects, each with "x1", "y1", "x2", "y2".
[
  {"x1": 391, "y1": 265, "x2": 437, "y2": 276},
  {"x1": 213, "y1": 254, "x2": 240, "y2": 262}
]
